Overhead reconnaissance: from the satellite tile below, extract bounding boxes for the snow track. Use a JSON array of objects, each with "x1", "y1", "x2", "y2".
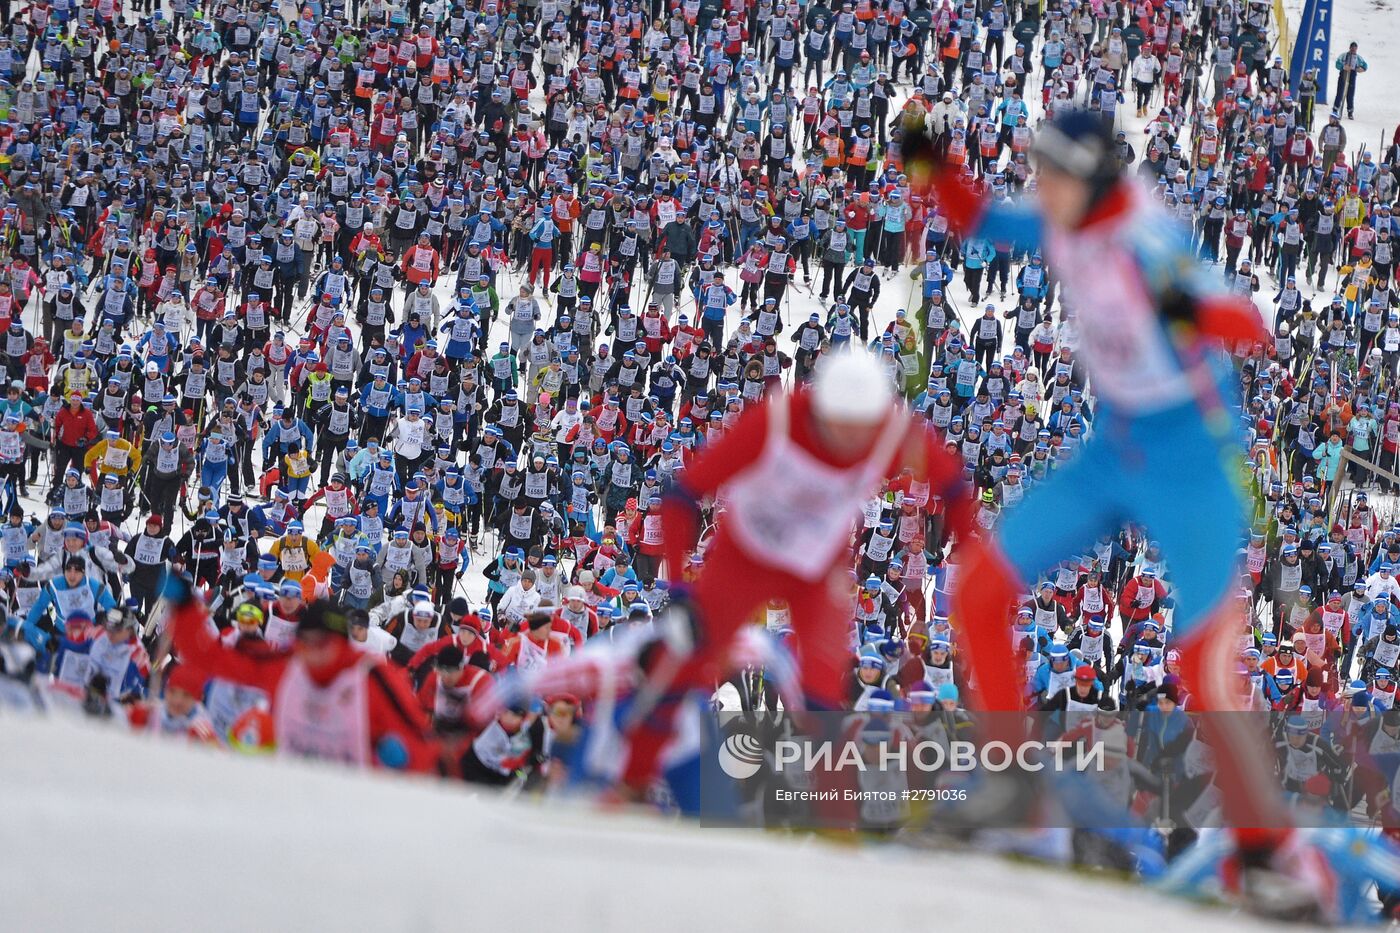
[{"x1": 0, "y1": 715, "x2": 1288, "y2": 932}]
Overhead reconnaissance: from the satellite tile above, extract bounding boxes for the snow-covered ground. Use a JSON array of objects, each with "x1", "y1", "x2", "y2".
[
  {"x1": 0, "y1": 714, "x2": 1285, "y2": 933},
  {"x1": 1286, "y1": 0, "x2": 1397, "y2": 159}
]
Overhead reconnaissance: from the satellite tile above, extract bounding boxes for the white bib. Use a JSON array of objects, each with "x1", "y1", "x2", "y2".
[
  {"x1": 273, "y1": 656, "x2": 371, "y2": 765},
  {"x1": 722, "y1": 397, "x2": 906, "y2": 581}
]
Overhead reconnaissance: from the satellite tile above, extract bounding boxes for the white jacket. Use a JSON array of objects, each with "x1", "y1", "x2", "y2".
[
  {"x1": 1130, "y1": 54, "x2": 1161, "y2": 84},
  {"x1": 928, "y1": 100, "x2": 964, "y2": 136},
  {"x1": 1364, "y1": 573, "x2": 1400, "y2": 605},
  {"x1": 498, "y1": 582, "x2": 543, "y2": 626}
]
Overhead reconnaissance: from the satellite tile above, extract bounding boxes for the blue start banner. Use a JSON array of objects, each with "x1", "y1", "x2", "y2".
[{"x1": 1289, "y1": 0, "x2": 1334, "y2": 105}]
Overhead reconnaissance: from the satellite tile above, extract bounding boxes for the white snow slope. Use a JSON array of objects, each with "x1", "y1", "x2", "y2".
[{"x1": 0, "y1": 715, "x2": 1286, "y2": 933}]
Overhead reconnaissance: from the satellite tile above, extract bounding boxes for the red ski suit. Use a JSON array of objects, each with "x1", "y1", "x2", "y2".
[{"x1": 623, "y1": 389, "x2": 968, "y2": 788}]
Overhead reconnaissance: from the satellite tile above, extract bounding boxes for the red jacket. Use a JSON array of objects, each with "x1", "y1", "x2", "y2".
[
  {"x1": 496, "y1": 630, "x2": 572, "y2": 669},
  {"x1": 415, "y1": 665, "x2": 493, "y2": 725},
  {"x1": 172, "y1": 599, "x2": 439, "y2": 772},
  {"x1": 550, "y1": 607, "x2": 594, "y2": 644},
  {"x1": 1075, "y1": 582, "x2": 1113, "y2": 620},
  {"x1": 639, "y1": 311, "x2": 672, "y2": 354},
  {"x1": 401, "y1": 244, "x2": 441, "y2": 285},
  {"x1": 661, "y1": 390, "x2": 971, "y2": 573},
  {"x1": 407, "y1": 629, "x2": 490, "y2": 675},
  {"x1": 1118, "y1": 577, "x2": 1168, "y2": 622},
  {"x1": 842, "y1": 201, "x2": 871, "y2": 231},
  {"x1": 54, "y1": 403, "x2": 99, "y2": 447}
]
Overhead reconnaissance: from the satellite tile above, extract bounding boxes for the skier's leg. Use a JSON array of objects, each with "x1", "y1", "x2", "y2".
[
  {"x1": 954, "y1": 441, "x2": 1119, "y2": 714},
  {"x1": 782, "y1": 562, "x2": 857, "y2": 709},
  {"x1": 1130, "y1": 405, "x2": 1285, "y2": 836},
  {"x1": 621, "y1": 536, "x2": 767, "y2": 792}
]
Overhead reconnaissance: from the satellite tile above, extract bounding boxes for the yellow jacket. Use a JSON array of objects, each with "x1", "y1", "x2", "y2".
[
  {"x1": 84, "y1": 437, "x2": 141, "y2": 477},
  {"x1": 269, "y1": 535, "x2": 321, "y2": 581}
]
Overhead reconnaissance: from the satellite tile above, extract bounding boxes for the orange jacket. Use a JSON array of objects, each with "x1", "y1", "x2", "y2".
[{"x1": 401, "y1": 244, "x2": 440, "y2": 285}]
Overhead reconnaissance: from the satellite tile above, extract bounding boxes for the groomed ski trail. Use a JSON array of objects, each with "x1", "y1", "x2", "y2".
[{"x1": 0, "y1": 715, "x2": 1299, "y2": 933}]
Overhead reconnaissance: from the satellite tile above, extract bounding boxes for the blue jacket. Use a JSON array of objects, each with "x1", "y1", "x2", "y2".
[
  {"x1": 262, "y1": 416, "x2": 314, "y2": 460},
  {"x1": 358, "y1": 380, "x2": 402, "y2": 418},
  {"x1": 1311, "y1": 437, "x2": 1343, "y2": 481},
  {"x1": 961, "y1": 238, "x2": 995, "y2": 269},
  {"x1": 19, "y1": 576, "x2": 117, "y2": 654}
]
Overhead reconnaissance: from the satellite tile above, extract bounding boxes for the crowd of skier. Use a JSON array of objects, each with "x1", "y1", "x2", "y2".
[{"x1": 3, "y1": 0, "x2": 1400, "y2": 894}]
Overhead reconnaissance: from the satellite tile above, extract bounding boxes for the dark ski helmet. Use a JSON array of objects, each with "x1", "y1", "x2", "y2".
[{"x1": 1031, "y1": 108, "x2": 1121, "y2": 200}]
